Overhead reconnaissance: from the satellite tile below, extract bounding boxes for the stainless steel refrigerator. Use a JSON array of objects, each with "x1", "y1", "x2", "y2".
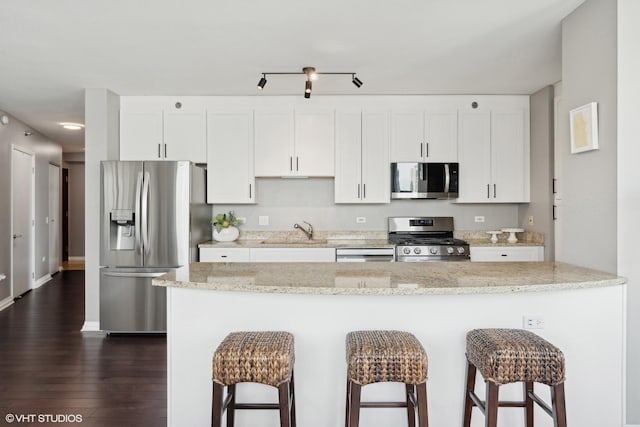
[{"x1": 99, "y1": 161, "x2": 208, "y2": 332}]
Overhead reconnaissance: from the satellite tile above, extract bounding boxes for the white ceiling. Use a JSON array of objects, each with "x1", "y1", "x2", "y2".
[{"x1": 0, "y1": 0, "x2": 583, "y2": 152}]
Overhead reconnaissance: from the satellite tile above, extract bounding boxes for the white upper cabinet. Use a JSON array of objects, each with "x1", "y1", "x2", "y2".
[
  {"x1": 254, "y1": 109, "x2": 334, "y2": 177},
  {"x1": 207, "y1": 110, "x2": 255, "y2": 204},
  {"x1": 391, "y1": 110, "x2": 458, "y2": 162},
  {"x1": 457, "y1": 100, "x2": 529, "y2": 203},
  {"x1": 120, "y1": 105, "x2": 206, "y2": 163},
  {"x1": 335, "y1": 110, "x2": 390, "y2": 204}
]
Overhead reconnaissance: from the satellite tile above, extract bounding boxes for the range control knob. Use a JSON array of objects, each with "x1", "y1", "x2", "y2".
[
  {"x1": 413, "y1": 247, "x2": 422, "y2": 254},
  {"x1": 446, "y1": 247, "x2": 454, "y2": 254},
  {"x1": 457, "y1": 247, "x2": 466, "y2": 254},
  {"x1": 429, "y1": 247, "x2": 438, "y2": 255},
  {"x1": 403, "y1": 247, "x2": 411, "y2": 255}
]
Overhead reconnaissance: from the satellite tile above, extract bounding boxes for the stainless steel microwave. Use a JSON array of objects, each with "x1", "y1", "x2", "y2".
[{"x1": 391, "y1": 162, "x2": 459, "y2": 199}]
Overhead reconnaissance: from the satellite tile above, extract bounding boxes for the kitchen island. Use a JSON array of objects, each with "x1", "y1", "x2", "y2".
[{"x1": 155, "y1": 262, "x2": 625, "y2": 427}]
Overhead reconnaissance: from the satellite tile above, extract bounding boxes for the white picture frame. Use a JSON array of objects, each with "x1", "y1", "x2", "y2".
[{"x1": 569, "y1": 102, "x2": 599, "y2": 154}]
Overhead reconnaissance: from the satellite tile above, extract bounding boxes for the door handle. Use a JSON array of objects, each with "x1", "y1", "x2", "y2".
[
  {"x1": 164, "y1": 144, "x2": 167, "y2": 158},
  {"x1": 357, "y1": 184, "x2": 360, "y2": 199},
  {"x1": 135, "y1": 171, "x2": 143, "y2": 254},
  {"x1": 426, "y1": 143, "x2": 429, "y2": 158},
  {"x1": 103, "y1": 271, "x2": 168, "y2": 278},
  {"x1": 158, "y1": 144, "x2": 161, "y2": 159},
  {"x1": 363, "y1": 184, "x2": 366, "y2": 199},
  {"x1": 12, "y1": 234, "x2": 23, "y2": 239},
  {"x1": 141, "y1": 171, "x2": 150, "y2": 255},
  {"x1": 493, "y1": 184, "x2": 497, "y2": 198},
  {"x1": 420, "y1": 143, "x2": 423, "y2": 158},
  {"x1": 296, "y1": 156, "x2": 299, "y2": 171},
  {"x1": 487, "y1": 184, "x2": 490, "y2": 199}
]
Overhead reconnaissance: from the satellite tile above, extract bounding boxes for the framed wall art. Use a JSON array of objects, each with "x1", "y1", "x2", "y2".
[{"x1": 570, "y1": 102, "x2": 599, "y2": 154}]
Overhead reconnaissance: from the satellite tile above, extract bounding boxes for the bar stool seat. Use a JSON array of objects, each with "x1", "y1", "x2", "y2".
[
  {"x1": 212, "y1": 331, "x2": 296, "y2": 427},
  {"x1": 345, "y1": 330, "x2": 429, "y2": 427},
  {"x1": 463, "y1": 328, "x2": 567, "y2": 427}
]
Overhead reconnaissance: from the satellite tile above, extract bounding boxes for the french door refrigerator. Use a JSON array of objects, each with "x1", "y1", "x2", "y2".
[{"x1": 100, "y1": 161, "x2": 208, "y2": 332}]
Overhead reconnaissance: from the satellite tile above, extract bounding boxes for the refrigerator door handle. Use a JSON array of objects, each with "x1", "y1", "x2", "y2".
[
  {"x1": 102, "y1": 271, "x2": 167, "y2": 278},
  {"x1": 141, "y1": 171, "x2": 150, "y2": 256},
  {"x1": 135, "y1": 171, "x2": 143, "y2": 255}
]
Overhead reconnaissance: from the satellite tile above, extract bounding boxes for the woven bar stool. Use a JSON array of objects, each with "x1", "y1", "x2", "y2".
[
  {"x1": 462, "y1": 328, "x2": 567, "y2": 427},
  {"x1": 211, "y1": 331, "x2": 296, "y2": 427},
  {"x1": 345, "y1": 330, "x2": 429, "y2": 427}
]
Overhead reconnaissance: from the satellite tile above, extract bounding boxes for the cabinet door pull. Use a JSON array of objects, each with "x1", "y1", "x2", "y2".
[
  {"x1": 487, "y1": 184, "x2": 490, "y2": 199},
  {"x1": 426, "y1": 143, "x2": 429, "y2": 158},
  {"x1": 296, "y1": 156, "x2": 299, "y2": 171},
  {"x1": 158, "y1": 144, "x2": 161, "y2": 158},
  {"x1": 493, "y1": 184, "x2": 496, "y2": 198},
  {"x1": 249, "y1": 183, "x2": 252, "y2": 198},
  {"x1": 290, "y1": 156, "x2": 293, "y2": 171},
  {"x1": 357, "y1": 184, "x2": 360, "y2": 199},
  {"x1": 164, "y1": 144, "x2": 167, "y2": 158},
  {"x1": 420, "y1": 143, "x2": 423, "y2": 158},
  {"x1": 553, "y1": 205, "x2": 557, "y2": 220},
  {"x1": 501, "y1": 254, "x2": 508, "y2": 257}
]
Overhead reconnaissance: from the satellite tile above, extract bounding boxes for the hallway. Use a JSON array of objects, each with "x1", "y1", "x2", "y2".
[{"x1": 0, "y1": 271, "x2": 166, "y2": 426}]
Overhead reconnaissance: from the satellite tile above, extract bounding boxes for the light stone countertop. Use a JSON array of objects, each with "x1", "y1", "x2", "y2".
[{"x1": 154, "y1": 262, "x2": 625, "y2": 295}]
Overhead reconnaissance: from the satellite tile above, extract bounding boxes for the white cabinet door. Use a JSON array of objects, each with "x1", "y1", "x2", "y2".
[
  {"x1": 391, "y1": 110, "x2": 457, "y2": 163},
  {"x1": 335, "y1": 110, "x2": 363, "y2": 203},
  {"x1": 470, "y1": 246, "x2": 543, "y2": 262},
  {"x1": 164, "y1": 110, "x2": 207, "y2": 163},
  {"x1": 390, "y1": 110, "x2": 423, "y2": 162},
  {"x1": 254, "y1": 110, "x2": 294, "y2": 177},
  {"x1": 199, "y1": 248, "x2": 251, "y2": 262},
  {"x1": 424, "y1": 110, "x2": 458, "y2": 162},
  {"x1": 250, "y1": 248, "x2": 336, "y2": 262},
  {"x1": 294, "y1": 110, "x2": 335, "y2": 176},
  {"x1": 120, "y1": 111, "x2": 164, "y2": 161},
  {"x1": 207, "y1": 110, "x2": 255, "y2": 204},
  {"x1": 457, "y1": 111, "x2": 491, "y2": 202},
  {"x1": 491, "y1": 110, "x2": 527, "y2": 202},
  {"x1": 362, "y1": 110, "x2": 390, "y2": 203}
]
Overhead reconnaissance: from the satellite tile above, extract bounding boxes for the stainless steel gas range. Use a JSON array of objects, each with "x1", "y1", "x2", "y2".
[{"x1": 388, "y1": 217, "x2": 470, "y2": 262}]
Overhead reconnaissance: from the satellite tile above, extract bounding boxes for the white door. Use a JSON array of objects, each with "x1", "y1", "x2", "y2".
[
  {"x1": 424, "y1": 110, "x2": 458, "y2": 162},
  {"x1": 164, "y1": 110, "x2": 207, "y2": 163},
  {"x1": 362, "y1": 110, "x2": 390, "y2": 203},
  {"x1": 390, "y1": 110, "x2": 423, "y2": 162},
  {"x1": 120, "y1": 110, "x2": 164, "y2": 160},
  {"x1": 11, "y1": 146, "x2": 34, "y2": 297},
  {"x1": 49, "y1": 164, "x2": 60, "y2": 274},
  {"x1": 334, "y1": 109, "x2": 363, "y2": 203},
  {"x1": 254, "y1": 110, "x2": 294, "y2": 176},
  {"x1": 491, "y1": 109, "x2": 527, "y2": 202},
  {"x1": 294, "y1": 109, "x2": 335, "y2": 176},
  {"x1": 457, "y1": 111, "x2": 491, "y2": 202}
]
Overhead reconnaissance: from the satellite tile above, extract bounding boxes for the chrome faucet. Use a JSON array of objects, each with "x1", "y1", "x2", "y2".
[{"x1": 294, "y1": 221, "x2": 314, "y2": 240}]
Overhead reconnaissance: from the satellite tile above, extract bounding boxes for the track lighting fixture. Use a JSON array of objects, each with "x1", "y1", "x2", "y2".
[
  {"x1": 256, "y1": 67, "x2": 363, "y2": 98},
  {"x1": 257, "y1": 75, "x2": 267, "y2": 90}
]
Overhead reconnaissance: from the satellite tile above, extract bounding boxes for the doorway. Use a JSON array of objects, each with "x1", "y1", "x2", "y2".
[
  {"x1": 49, "y1": 164, "x2": 61, "y2": 274},
  {"x1": 62, "y1": 168, "x2": 69, "y2": 262},
  {"x1": 11, "y1": 145, "x2": 35, "y2": 298}
]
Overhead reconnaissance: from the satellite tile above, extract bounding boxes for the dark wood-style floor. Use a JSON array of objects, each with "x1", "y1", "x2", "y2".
[{"x1": 0, "y1": 271, "x2": 167, "y2": 426}]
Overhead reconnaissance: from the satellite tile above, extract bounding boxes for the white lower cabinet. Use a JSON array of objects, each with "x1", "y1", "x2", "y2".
[
  {"x1": 250, "y1": 248, "x2": 336, "y2": 263},
  {"x1": 470, "y1": 246, "x2": 544, "y2": 262},
  {"x1": 199, "y1": 248, "x2": 251, "y2": 263}
]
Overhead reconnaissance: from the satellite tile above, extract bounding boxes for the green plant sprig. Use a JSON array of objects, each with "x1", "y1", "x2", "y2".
[{"x1": 211, "y1": 211, "x2": 243, "y2": 233}]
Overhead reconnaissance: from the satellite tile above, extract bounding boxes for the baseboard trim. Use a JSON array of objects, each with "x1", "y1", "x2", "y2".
[
  {"x1": 625, "y1": 424, "x2": 640, "y2": 427},
  {"x1": 34, "y1": 274, "x2": 52, "y2": 289},
  {"x1": 81, "y1": 321, "x2": 100, "y2": 332},
  {"x1": 68, "y1": 256, "x2": 85, "y2": 262},
  {"x1": 0, "y1": 296, "x2": 14, "y2": 312}
]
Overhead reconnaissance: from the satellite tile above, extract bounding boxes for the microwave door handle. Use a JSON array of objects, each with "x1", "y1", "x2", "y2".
[
  {"x1": 134, "y1": 171, "x2": 143, "y2": 255},
  {"x1": 444, "y1": 163, "x2": 450, "y2": 193}
]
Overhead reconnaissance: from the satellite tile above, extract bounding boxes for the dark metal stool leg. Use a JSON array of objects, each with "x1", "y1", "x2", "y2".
[
  {"x1": 212, "y1": 382, "x2": 224, "y2": 427},
  {"x1": 551, "y1": 383, "x2": 567, "y2": 427},
  {"x1": 289, "y1": 373, "x2": 297, "y2": 427},
  {"x1": 524, "y1": 381, "x2": 534, "y2": 427},
  {"x1": 416, "y1": 382, "x2": 429, "y2": 427},
  {"x1": 226, "y1": 384, "x2": 235, "y2": 427},
  {"x1": 463, "y1": 361, "x2": 476, "y2": 427},
  {"x1": 278, "y1": 381, "x2": 291, "y2": 427},
  {"x1": 349, "y1": 382, "x2": 362, "y2": 427},
  {"x1": 406, "y1": 384, "x2": 416, "y2": 427},
  {"x1": 345, "y1": 379, "x2": 352, "y2": 427},
  {"x1": 485, "y1": 382, "x2": 499, "y2": 427}
]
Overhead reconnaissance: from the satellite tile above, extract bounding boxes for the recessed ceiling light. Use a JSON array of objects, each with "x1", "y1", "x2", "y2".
[{"x1": 60, "y1": 122, "x2": 85, "y2": 130}]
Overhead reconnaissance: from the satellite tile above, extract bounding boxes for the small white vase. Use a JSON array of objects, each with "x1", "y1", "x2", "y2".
[{"x1": 212, "y1": 226, "x2": 239, "y2": 242}]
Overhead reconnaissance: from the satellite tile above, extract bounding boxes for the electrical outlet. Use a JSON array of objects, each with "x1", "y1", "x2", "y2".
[
  {"x1": 258, "y1": 216, "x2": 269, "y2": 226},
  {"x1": 528, "y1": 216, "x2": 534, "y2": 225},
  {"x1": 523, "y1": 315, "x2": 545, "y2": 329},
  {"x1": 356, "y1": 217, "x2": 366, "y2": 224},
  {"x1": 474, "y1": 216, "x2": 485, "y2": 223}
]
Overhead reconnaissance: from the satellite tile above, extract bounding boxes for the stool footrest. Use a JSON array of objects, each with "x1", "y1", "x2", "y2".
[
  {"x1": 360, "y1": 401, "x2": 410, "y2": 408},
  {"x1": 467, "y1": 390, "x2": 553, "y2": 416},
  {"x1": 528, "y1": 391, "x2": 553, "y2": 417},
  {"x1": 233, "y1": 403, "x2": 281, "y2": 410}
]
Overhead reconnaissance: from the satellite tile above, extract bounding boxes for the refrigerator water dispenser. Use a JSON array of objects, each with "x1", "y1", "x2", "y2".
[{"x1": 110, "y1": 209, "x2": 135, "y2": 250}]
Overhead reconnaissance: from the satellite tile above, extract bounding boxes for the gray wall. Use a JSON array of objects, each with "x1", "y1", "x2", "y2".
[
  {"x1": 67, "y1": 162, "x2": 85, "y2": 257},
  {"x1": 84, "y1": 89, "x2": 119, "y2": 329},
  {"x1": 519, "y1": 86, "x2": 554, "y2": 260},
  {"x1": 618, "y1": 0, "x2": 640, "y2": 422},
  {"x1": 214, "y1": 178, "x2": 522, "y2": 233},
  {"x1": 0, "y1": 112, "x2": 62, "y2": 302},
  {"x1": 558, "y1": 0, "x2": 617, "y2": 273}
]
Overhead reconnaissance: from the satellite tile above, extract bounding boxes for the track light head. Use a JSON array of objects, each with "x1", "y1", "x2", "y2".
[
  {"x1": 257, "y1": 75, "x2": 267, "y2": 90},
  {"x1": 304, "y1": 91, "x2": 311, "y2": 99},
  {"x1": 352, "y1": 75, "x2": 363, "y2": 88},
  {"x1": 305, "y1": 80, "x2": 312, "y2": 94},
  {"x1": 302, "y1": 67, "x2": 317, "y2": 81}
]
